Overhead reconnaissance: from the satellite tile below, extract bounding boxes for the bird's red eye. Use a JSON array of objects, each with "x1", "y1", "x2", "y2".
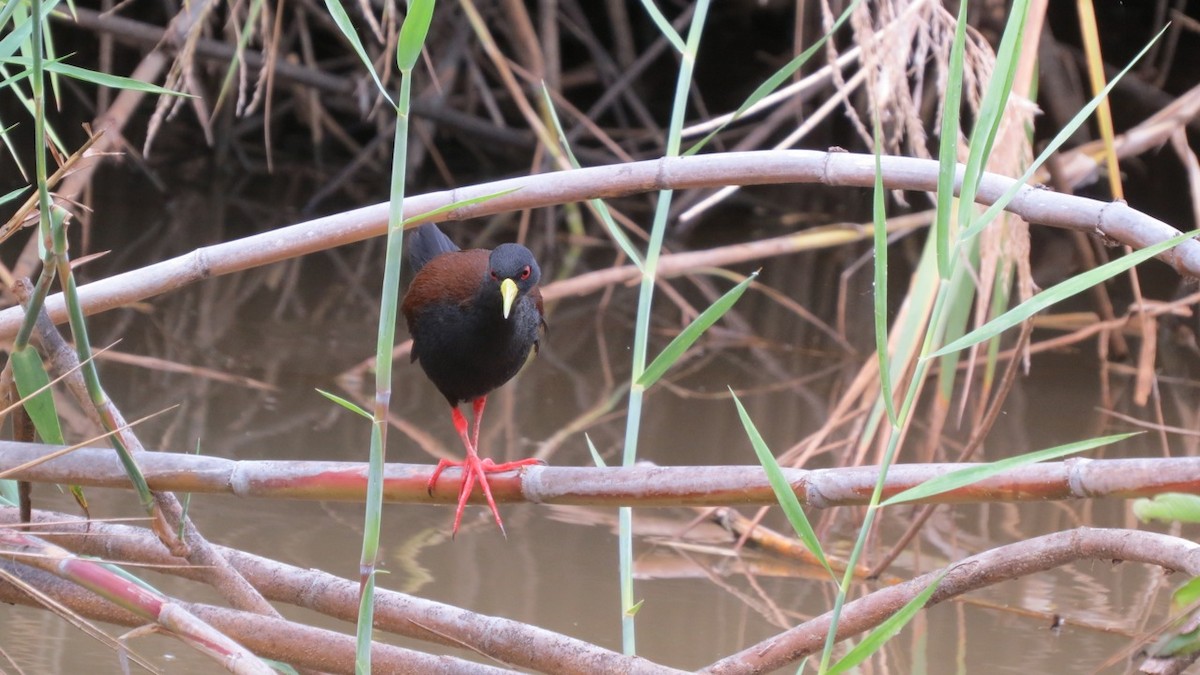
[
  {"x1": 490, "y1": 270, "x2": 499, "y2": 280},
  {"x1": 519, "y1": 266, "x2": 531, "y2": 280}
]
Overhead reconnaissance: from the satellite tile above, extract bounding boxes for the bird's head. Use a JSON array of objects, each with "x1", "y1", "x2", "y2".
[{"x1": 487, "y1": 243, "x2": 541, "y2": 319}]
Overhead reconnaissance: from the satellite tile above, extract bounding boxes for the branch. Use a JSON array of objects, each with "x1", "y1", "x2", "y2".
[
  {"x1": 705, "y1": 528, "x2": 1200, "y2": 674},
  {"x1": 6, "y1": 293, "x2": 281, "y2": 618},
  {"x1": 0, "y1": 508, "x2": 681, "y2": 675},
  {"x1": 9, "y1": 510, "x2": 1198, "y2": 674},
  {"x1": 0, "y1": 560, "x2": 511, "y2": 674},
  {"x1": 1, "y1": 150, "x2": 1196, "y2": 341},
  {"x1": 1, "y1": 442, "x2": 1197, "y2": 507},
  {"x1": 0, "y1": 530, "x2": 271, "y2": 674}
]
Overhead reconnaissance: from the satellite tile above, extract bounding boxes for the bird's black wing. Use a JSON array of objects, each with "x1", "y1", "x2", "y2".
[{"x1": 407, "y1": 223, "x2": 460, "y2": 274}]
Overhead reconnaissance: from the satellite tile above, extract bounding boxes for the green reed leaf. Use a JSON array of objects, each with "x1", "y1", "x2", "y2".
[
  {"x1": 732, "y1": 389, "x2": 835, "y2": 583},
  {"x1": 10, "y1": 346, "x2": 65, "y2": 444},
  {"x1": 933, "y1": 0, "x2": 967, "y2": 277},
  {"x1": 322, "y1": 0, "x2": 393, "y2": 105},
  {"x1": 396, "y1": 0, "x2": 435, "y2": 72},
  {"x1": 637, "y1": 271, "x2": 757, "y2": 389},
  {"x1": 883, "y1": 432, "x2": 1139, "y2": 506},
  {"x1": 1134, "y1": 493, "x2": 1200, "y2": 525},
  {"x1": 930, "y1": 230, "x2": 1198, "y2": 358},
  {"x1": 828, "y1": 572, "x2": 945, "y2": 674},
  {"x1": 317, "y1": 388, "x2": 372, "y2": 420}
]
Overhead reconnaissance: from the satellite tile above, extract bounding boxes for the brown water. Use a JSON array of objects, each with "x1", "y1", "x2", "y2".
[{"x1": 2, "y1": 178, "x2": 1196, "y2": 673}]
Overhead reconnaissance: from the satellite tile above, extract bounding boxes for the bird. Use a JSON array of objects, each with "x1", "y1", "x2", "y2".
[{"x1": 402, "y1": 222, "x2": 546, "y2": 536}]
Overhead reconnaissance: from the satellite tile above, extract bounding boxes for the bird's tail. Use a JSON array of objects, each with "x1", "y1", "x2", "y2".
[{"x1": 407, "y1": 223, "x2": 460, "y2": 274}]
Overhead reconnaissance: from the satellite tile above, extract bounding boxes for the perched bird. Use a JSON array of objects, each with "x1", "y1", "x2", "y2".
[{"x1": 402, "y1": 223, "x2": 546, "y2": 536}]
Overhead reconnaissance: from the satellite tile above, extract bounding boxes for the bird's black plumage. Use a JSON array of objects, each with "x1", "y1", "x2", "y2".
[
  {"x1": 407, "y1": 220, "x2": 460, "y2": 274},
  {"x1": 401, "y1": 223, "x2": 547, "y2": 536},
  {"x1": 403, "y1": 225, "x2": 544, "y2": 406}
]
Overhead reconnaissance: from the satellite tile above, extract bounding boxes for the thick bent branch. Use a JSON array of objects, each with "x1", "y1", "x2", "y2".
[
  {"x1": 705, "y1": 528, "x2": 1200, "y2": 674},
  {"x1": 1, "y1": 151, "x2": 1197, "y2": 341}
]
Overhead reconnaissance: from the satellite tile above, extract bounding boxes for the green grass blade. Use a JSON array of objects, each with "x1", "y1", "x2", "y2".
[
  {"x1": 619, "y1": 0, "x2": 711, "y2": 654},
  {"x1": 402, "y1": 187, "x2": 519, "y2": 226},
  {"x1": 10, "y1": 346, "x2": 66, "y2": 444},
  {"x1": 953, "y1": 0, "x2": 1028, "y2": 243},
  {"x1": 979, "y1": 262, "x2": 1016, "y2": 392},
  {"x1": 43, "y1": 61, "x2": 189, "y2": 96},
  {"x1": 0, "y1": 115, "x2": 21, "y2": 174},
  {"x1": 882, "y1": 432, "x2": 1139, "y2": 506},
  {"x1": 933, "y1": 0, "x2": 967, "y2": 277},
  {"x1": 2, "y1": 65, "x2": 66, "y2": 155},
  {"x1": 618, "y1": 500, "x2": 635, "y2": 654},
  {"x1": 322, "y1": 0, "x2": 394, "y2": 105},
  {"x1": 827, "y1": 572, "x2": 945, "y2": 674},
  {"x1": 356, "y1": 0, "x2": 429, "y2": 666},
  {"x1": 970, "y1": 0, "x2": 1028, "y2": 162},
  {"x1": 396, "y1": 0, "x2": 435, "y2": 71},
  {"x1": 41, "y1": 3, "x2": 62, "y2": 105},
  {"x1": 0, "y1": 20, "x2": 34, "y2": 61},
  {"x1": 1148, "y1": 617, "x2": 1200, "y2": 660},
  {"x1": 356, "y1": 576, "x2": 376, "y2": 672},
  {"x1": 930, "y1": 229, "x2": 1198, "y2": 358},
  {"x1": 178, "y1": 439, "x2": 202, "y2": 540},
  {"x1": 0, "y1": 480, "x2": 17, "y2": 506},
  {"x1": 637, "y1": 271, "x2": 757, "y2": 388},
  {"x1": 211, "y1": 0, "x2": 264, "y2": 114},
  {"x1": 1, "y1": 185, "x2": 27, "y2": 205},
  {"x1": 0, "y1": 0, "x2": 58, "y2": 60},
  {"x1": 1133, "y1": 493, "x2": 1200, "y2": 524},
  {"x1": 585, "y1": 434, "x2": 607, "y2": 467},
  {"x1": 961, "y1": 27, "x2": 1167, "y2": 244},
  {"x1": 540, "y1": 84, "x2": 644, "y2": 269},
  {"x1": 635, "y1": 0, "x2": 684, "y2": 53},
  {"x1": 260, "y1": 660, "x2": 300, "y2": 675},
  {"x1": 934, "y1": 254, "x2": 979, "y2": 401},
  {"x1": 1173, "y1": 577, "x2": 1200, "y2": 609},
  {"x1": 0, "y1": 0, "x2": 23, "y2": 39},
  {"x1": 871, "y1": 118, "x2": 895, "y2": 426},
  {"x1": 316, "y1": 388, "x2": 372, "y2": 420},
  {"x1": 732, "y1": 389, "x2": 835, "y2": 583},
  {"x1": 0, "y1": 65, "x2": 35, "y2": 93}
]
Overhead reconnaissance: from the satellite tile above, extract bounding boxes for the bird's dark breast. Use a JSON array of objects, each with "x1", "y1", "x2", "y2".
[{"x1": 407, "y1": 298, "x2": 541, "y2": 405}]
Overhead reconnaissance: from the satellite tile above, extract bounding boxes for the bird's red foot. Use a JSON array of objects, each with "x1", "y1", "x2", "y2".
[{"x1": 428, "y1": 454, "x2": 543, "y2": 537}]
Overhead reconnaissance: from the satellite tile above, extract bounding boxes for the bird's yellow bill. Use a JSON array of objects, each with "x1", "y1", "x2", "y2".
[{"x1": 500, "y1": 278, "x2": 518, "y2": 319}]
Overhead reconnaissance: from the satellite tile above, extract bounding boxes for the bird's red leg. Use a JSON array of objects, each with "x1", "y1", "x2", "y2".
[
  {"x1": 428, "y1": 399, "x2": 543, "y2": 538},
  {"x1": 471, "y1": 396, "x2": 543, "y2": 473},
  {"x1": 470, "y1": 396, "x2": 487, "y2": 451},
  {"x1": 425, "y1": 406, "x2": 465, "y2": 497},
  {"x1": 427, "y1": 402, "x2": 509, "y2": 537},
  {"x1": 424, "y1": 406, "x2": 480, "y2": 536},
  {"x1": 450, "y1": 406, "x2": 480, "y2": 536},
  {"x1": 469, "y1": 396, "x2": 543, "y2": 536},
  {"x1": 464, "y1": 396, "x2": 511, "y2": 536}
]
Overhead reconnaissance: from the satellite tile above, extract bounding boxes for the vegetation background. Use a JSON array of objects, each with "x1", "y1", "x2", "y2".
[{"x1": 2, "y1": 1, "x2": 1200, "y2": 673}]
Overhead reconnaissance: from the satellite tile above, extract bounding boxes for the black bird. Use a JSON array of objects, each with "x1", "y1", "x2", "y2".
[{"x1": 402, "y1": 223, "x2": 545, "y2": 536}]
